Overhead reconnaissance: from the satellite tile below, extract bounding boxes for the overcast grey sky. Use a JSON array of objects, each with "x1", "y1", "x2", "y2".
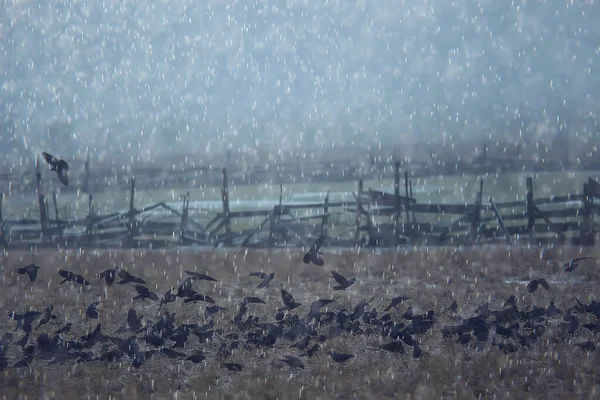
[{"x1": 1, "y1": 0, "x2": 598, "y2": 162}]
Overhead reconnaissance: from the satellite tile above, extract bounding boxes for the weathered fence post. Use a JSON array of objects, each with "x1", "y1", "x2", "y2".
[
  {"x1": 221, "y1": 168, "x2": 232, "y2": 246},
  {"x1": 489, "y1": 197, "x2": 512, "y2": 244},
  {"x1": 526, "y1": 177, "x2": 535, "y2": 243},
  {"x1": 179, "y1": 191, "x2": 189, "y2": 244},
  {"x1": 36, "y1": 156, "x2": 49, "y2": 243},
  {"x1": 82, "y1": 149, "x2": 90, "y2": 192},
  {"x1": 409, "y1": 180, "x2": 417, "y2": 223},
  {"x1": 87, "y1": 193, "x2": 94, "y2": 244},
  {"x1": 127, "y1": 177, "x2": 136, "y2": 245},
  {"x1": 404, "y1": 170, "x2": 411, "y2": 232},
  {"x1": 355, "y1": 178, "x2": 363, "y2": 245},
  {"x1": 322, "y1": 190, "x2": 330, "y2": 238},
  {"x1": 0, "y1": 192, "x2": 6, "y2": 248},
  {"x1": 469, "y1": 179, "x2": 484, "y2": 244},
  {"x1": 268, "y1": 206, "x2": 276, "y2": 248},
  {"x1": 52, "y1": 191, "x2": 60, "y2": 221},
  {"x1": 394, "y1": 161, "x2": 401, "y2": 246},
  {"x1": 581, "y1": 183, "x2": 594, "y2": 245}
]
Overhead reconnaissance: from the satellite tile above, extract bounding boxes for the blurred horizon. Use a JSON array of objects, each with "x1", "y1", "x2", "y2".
[{"x1": 1, "y1": 0, "x2": 599, "y2": 165}]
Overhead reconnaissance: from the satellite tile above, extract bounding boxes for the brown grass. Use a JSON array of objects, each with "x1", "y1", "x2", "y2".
[{"x1": 1, "y1": 245, "x2": 600, "y2": 399}]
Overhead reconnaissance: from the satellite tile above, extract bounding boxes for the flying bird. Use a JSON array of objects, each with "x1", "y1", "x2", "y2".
[
  {"x1": 17, "y1": 263, "x2": 41, "y2": 282},
  {"x1": 58, "y1": 269, "x2": 90, "y2": 285},
  {"x1": 249, "y1": 272, "x2": 275, "y2": 289},
  {"x1": 133, "y1": 285, "x2": 159, "y2": 301},
  {"x1": 96, "y1": 269, "x2": 117, "y2": 286},
  {"x1": 558, "y1": 257, "x2": 593, "y2": 278},
  {"x1": 303, "y1": 236, "x2": 325, "y2": 266},
  {"x1": 184, "y1": 271, "x2": 218, "y2": 282},
  {"x1": 116, "y1": 269, "x2": 146, "y2": 285},
  {"x1": 42, "y1": 152, "x2": 69, "y2": 186},
  {"x1": 330, "y1": 271, "x2": 355, "y2": 290},
  {"x1": 527, "y1": 278, "x2": 550, "y2": 293},
  {"x1": 278, "y1": 289, "x2": 302, "y2": 312}
]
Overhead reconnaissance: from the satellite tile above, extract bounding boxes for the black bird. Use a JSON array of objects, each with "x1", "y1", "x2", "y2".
[
  {"x1": 278, "y1": 289, "x2": 302, "y2": 311},
  {"x1": 159, "y1": 287, "x2": 177, "y2": 309},
  {"x1": 448, "y1": 300, "x2": 459, "y2": 313},
  {"x1": 249, "y1": 272, "x2": 275, "y2": 289},
  {"x1": 280, "y1": 355, "x2": 305, "y2": 369},
  {"x1": 116, "y1": 269, "x2": 146, "y2": 285},
  {"x1": 558, "y1": 257, "x2": 593, "y2": 278},
  {"x1": 183, "y1": 293, "x2": 215, "y2": 304},
  {"x1": 205, "y1": 305, "x2": 227, "y2": 319},
  {"x1": 331, "y1": 271, "x2": 355, "y2": 290},
  {"x1": 85, "y1": 302, "x2": 101, "y2": 320},
  {"x1": 42, "y1": 152, "x2": 69, "y2": 186},
  {"x1": 329, "y1": 351, "x2": 354, "y2": 363},
  {"x1": 36, "y1": 305, "x2": 57, "y2": 330},
  {"x1": 221, "y1": 363, "x2": 243, "y2": 372},
  {"x1": 527, "y1": 278, "x2": 550, "y2": 293},
  {"x1": 187, "y1": 352, "x2": 206, "y2": 364},
  {"x1": 10, "y1": 311, "x2": 41, "y2": 332},
  {"x1": 96, "y1": 269, "x2": 117, "y2": 286},
  {"x1": 303, "y1": 236, "x2": 325, "y2": 266},
  {"x1": 307, "y1": 299, "x2": 335, "y2": 319},
  {"x1": 184, "y1": 271, "x2": 218, "y2": 282},
  {"x1": 58, "y1": 269, "x2": 90, "y2": 285},
  {"x1": 133, "y1": 285, "x2": 159, "y2": 301},
  {"x1": 384, "y1": 296, "x2": 411, "y2": 311},
  {"x1": 503, "y1": 295, "x2": 516, "y2": 308},
  {"x1": 17, "y1": 263, "x2": 41, "y2": 282},
  {"x1": 54, "y1": 323, "x2": 71, "y2": 335}
]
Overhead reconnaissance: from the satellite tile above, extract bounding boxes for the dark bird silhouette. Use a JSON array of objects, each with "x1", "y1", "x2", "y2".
[
  {"x1": 278, "y1": 289, "x2": 302, "y2": 311},
  {"x1": 221, "y1": 362, "x2": 243, "y2": 372},
  {"x1": 302, "y1": 236, "x2": 325, "y2": 266},
  {"x1": 280, "y1": 355, "x2": 305, "y2": 369},
  {"x1": 159, "y1": 287, "x2": 177, "y2": 309},
  {"x1": 54, "y1": 323, "x2": 71, "y2": 335},
  {"x1": 558, "y1": 257, "x2": 593, "y2": 278},
  {"x1": 527, "y1": 278, "x2": 550, "y2": 293},
  {"x1": 183, "y1": 293, "x2": 215, "y2": 304},
  {"x1": 307, "y1": 299, "x2": 335, "y2": 319},
  {"x1": 96, "y1": 269, "x2": 117, "y2": 286},
  {"x1": 448, "y1": 300, "x2": 458, "y2": 313},
  {"x1": 184, "y1": 271, "x2": 218, "y2": 282},
  {"x1": 17, "y1": 263, "x2": 41, "y2": 282},
  {"x1": 85, "y1": 302, "x2": 101, "y2": 320},
  {"x1": 331, "y1": 271, "x2": 355, "y2": 290},
  {"x1": 329, "y1": 350, "x2": 354, "y2": 363},
  {"x1": 503, "y1": 295, "x2": 516, "y2": 308},
  {"x1": 205, "y1": 305, "x2": 227, "y2": 319},
  {"x1": 36, "y1": 305, "x2": 57, "y2": 330},
  {"x1": 116, "y1": 269, "x2": 146, "y2": 285},
  {"x1": 384, "y1": 296, "x2": 411, "y2": 311},
  {"x1": 249, "y1": 272, "x2": 275, "y2": 289},
  {"x1": 177, "y1": 277, "x2": 197, "y2": 298},
  {"x1": 42, "y1": 152, "x2": 69, "y2": 186},
  {"x1": 133, "y1": 285, "x2": 159, "y2": 301},
  {"x1": 10, "y1": 311, "x2": 41, "y2": 332},
  {"x1": 187, "y1": 352, "x2": 206, "y2": 364},
  {"x1": 58, "y1": 269, "x2": 90, "y2": 285}
]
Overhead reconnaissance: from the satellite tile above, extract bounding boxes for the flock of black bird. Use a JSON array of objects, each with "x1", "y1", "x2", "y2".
[
  {"x1": 4, "y1": 239, "x2": 597, "y2": 374},
  {"x1": 3, "y1": 157, "x2": 598, "y2": 374}
]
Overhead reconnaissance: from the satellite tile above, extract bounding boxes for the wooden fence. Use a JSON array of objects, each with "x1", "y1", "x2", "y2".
[{"x1": 0, "y1": 160, "x2": 597, "y2": 250}]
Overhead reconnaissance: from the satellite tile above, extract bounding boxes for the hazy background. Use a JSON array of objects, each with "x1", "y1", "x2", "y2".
[{"x1": 1, "y1": 0, "x2": 599, "y2": 166}]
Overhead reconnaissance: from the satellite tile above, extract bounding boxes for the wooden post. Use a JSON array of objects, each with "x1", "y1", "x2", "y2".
[
  {"x1": 36, "y1": 156, "x2": 49, "y2": 243},
  {"x1": 0, "y1": 192, "x2": 5, "y2": 248},
  {"x1": 409, "y1": 181, "x2": 417, "y2": 223},
  {"x1": 127, "y1": 177, "x2": 136, "y2": 243},
  {"x1": 355, "y1": 178, "x2": 363, "y2": 245},
  {"x1": 581, "y1": 183, "x2": 594, "y2": 245},
  {"x1": 277, "y1": 184, "x2": 283, "y2": 224},
  {"x1": 52, "y1": 191, "x2": 60, "y2": 221},
  {"x1": 470, "y1": 179, "x2": 484, "y2": 243},
  {"x1": 268, "y1": 207, "x2": 276, "y2": 248},
  {"x1": 83, "y1": 149, "x2": 90, "y2": 192},
  {"x1": 322, "y1": 190, "x2": 330, "y2": 238},
  {"x1": 526, "y1": 177, "x2": 535, "y2": 243},
  {"x1": 179, "y1": 191, "x2": 189, "y2": 244},
  {"x1": 489, "y1": 197, "x2": 512, "y2": 244},
  {"x1": 87, "y1": 193, "x2": 94, "y2": 244},
  {"x1": 404, "y1": 171, "x2": 411, "y2": 227},
  {"x1": 394, "y1": 161, "x2": 401, "y2": 245},
  {"x1": 221, "y1": 168, "x2": 232, "y2": 246}
]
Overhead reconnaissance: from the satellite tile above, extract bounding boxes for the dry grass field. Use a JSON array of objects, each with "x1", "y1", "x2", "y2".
[{"x1": 0, "y1": 245, "x2": 600, "y2": 399}]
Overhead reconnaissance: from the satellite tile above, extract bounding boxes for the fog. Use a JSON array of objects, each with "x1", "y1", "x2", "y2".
[{"x1": 1, "y1": 0, "x2": 599, "y2": 164}]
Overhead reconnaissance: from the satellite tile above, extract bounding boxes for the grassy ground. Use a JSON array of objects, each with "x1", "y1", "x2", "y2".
[{"x1": 0, "y1": 245, "x2": 599, "y2": 399}]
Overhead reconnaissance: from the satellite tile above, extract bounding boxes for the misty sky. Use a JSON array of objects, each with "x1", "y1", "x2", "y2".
[{"x1": 1, "y1": 0, "x2": 599, "y2": 162}]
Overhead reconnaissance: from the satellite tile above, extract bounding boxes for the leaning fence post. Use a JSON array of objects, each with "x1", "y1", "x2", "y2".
[
  {"x1": 321, "y1": 190, "x2": 330, "y2": 238},
  {"x1": 526, "y1": 177, "x2": 535, "y2": 243},
  {"x1": 127, "y1": 176, "x2": 136, "y2": 245},
  {"x1": 581, "y1": 183, "x2": 594, "y2": 245},
  {"x1": 221, "y1": 168, "x2": 232, "y2": 246},
  {"x1": 36, "y1": 156, "x2": 49, "y2": 244},
  {"x1": 394, "y1": 161, "x2": 401, "y2": 246},
  {"x1": 355, "y1": 178, "x2": 363, "y2": 245}
]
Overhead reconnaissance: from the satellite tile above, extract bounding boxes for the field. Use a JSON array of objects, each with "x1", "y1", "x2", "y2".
[{"x1": 1, "y1": 245, "x2": 599, "y2": 399}]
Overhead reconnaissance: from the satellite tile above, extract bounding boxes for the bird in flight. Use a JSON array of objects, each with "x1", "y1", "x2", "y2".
[
  {"x1": 557, "y1": 257, "x2": 593, "y2": 278},
  {"x1": 303, "y1": 236, "x2": 325, "y2": 266},
  {"x1": 42, "y1": 152, "x2": 69, "y2": 186}
]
